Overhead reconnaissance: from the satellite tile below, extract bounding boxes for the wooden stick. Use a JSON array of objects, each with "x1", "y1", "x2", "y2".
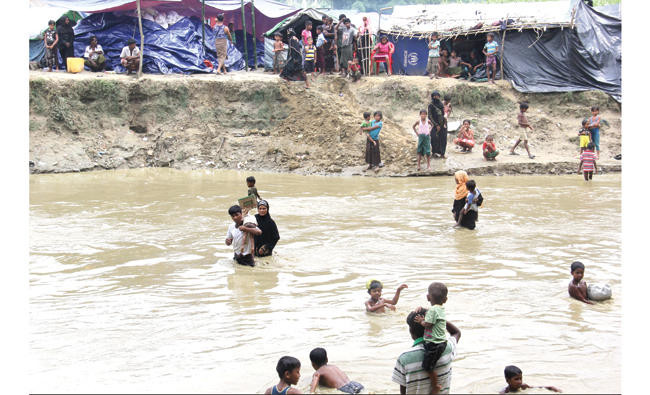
[
  {"x1": 500, "y1": 27, "x2": 506, "y2": 80},
  {"x1": 137, "y1": 0, "x2": 144, "y2": 78}
]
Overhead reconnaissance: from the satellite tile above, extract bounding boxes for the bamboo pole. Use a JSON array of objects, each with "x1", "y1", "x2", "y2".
[
  {"x1": 202, "y1": 0, "x2": 206, "y2": 51},
  {"x1": 251, "y1": 0, "x2": 257, "y2": 68},
  {"x1": 137, "y1": 0, "x2": 144, "y2": 78},
  {"x1": 500, "y1": 26, "x2": 506, "y2": 80},
  {"x1": 240, "y1": 0, "x2": 249, "y2": 71}
]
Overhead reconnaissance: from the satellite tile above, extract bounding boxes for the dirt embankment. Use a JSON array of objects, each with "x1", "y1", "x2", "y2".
[{"x1": 28, "y1": 71, "x2": 621, "y2": 176}]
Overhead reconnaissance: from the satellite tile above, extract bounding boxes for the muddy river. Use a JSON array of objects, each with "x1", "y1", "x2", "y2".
[{"x1": 29, "y1": 169, "x2": 621, "y2": 393}]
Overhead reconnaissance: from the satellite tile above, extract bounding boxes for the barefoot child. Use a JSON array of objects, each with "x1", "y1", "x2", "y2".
[
  {"x1": 443, "y1": 95, "x2": 452, "y2": 121},
  {"x1": 483, "y1": 33, "x2": 499, "y2": 84},
  {"x1": 587, "y1": 106, "x2": 601, "y2": 158},
  {"x1": 361, "y1": 111, "x2": 384, "y2": 171},
  {"x1": 304, "y1": 36, "x2": 316, "y2": 81},
  {"x1": 315, "y1": 25, "x2": 326, "y2": 74},
  {"x1": 500, "y1": 365, "x2": 562, "y2": 393},
  {"x1": 568, "y1": 261, "x2": 594, "y2": 305},
  {"x1": 309, "y1": 348, "x2": 364, "y2": 394},
  {"x1": 265, "y1": 356, "x2": 302, "y2": 394},
  {"x1": 413, "y1": 109, "x2": 433, "y2": 171},
  {"x1": 273, "y1": 33, "x2": 285, "y2": 74},
  {"x1": 414, "y1": 282, "x2": 448, "y2": 394},
  {"x1": 454, "y1": 120, "x2": 475, "y2": 152},
  {"x1": 348, "y1": 58, "x2": 361, "y2": 82},
  {"x1": 427, "y1": 32, "x2": 440, "y2": 79},
  {"x1": 455, "y1": 180, "x2": 481, "y2": 227},
  {"x1": 483, "y1": 135, "x2": 499, "y2": 161},
  {"x1": 578, "y1": 119, "x2": 591, "y2": 154},
  {"x1": 43, "y1": 20, "x2": 59, "y2": 72},
  {"x1": 509, "y1": 102, "x2": 535, "y2": 159},
  {"x1": 578, "y1": 142, "x2": 598, "y2": 181},
  {"x1": 365, "y1": 280, "x2": 408, "y2": 313}
]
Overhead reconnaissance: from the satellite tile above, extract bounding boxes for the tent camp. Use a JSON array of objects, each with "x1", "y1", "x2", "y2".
[
  {"x1": 29, "y1": 0, "x2": 298, "y2": 73},
  {"x1": 377, "y1": 0, "x2": 620, "y2": 101}
]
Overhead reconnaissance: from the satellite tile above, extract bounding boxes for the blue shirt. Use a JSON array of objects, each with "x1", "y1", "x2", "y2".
[
  {"x1": 465, "y1": 188, "x2": 481, "y2": 210},
  {"x1": 484, "y1": 41, "x2": 498, "y2": 55},
  {"x1": 316, "y1": 33, "x2": 326, "y2": 48},
  {"x1": 369, "y1": 120, "x2": 383, "y2": 140}
]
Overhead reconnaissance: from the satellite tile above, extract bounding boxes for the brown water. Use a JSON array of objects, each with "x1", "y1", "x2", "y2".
[{"x1": 29, "y1": 169, "x2": 621, "y2": 393}]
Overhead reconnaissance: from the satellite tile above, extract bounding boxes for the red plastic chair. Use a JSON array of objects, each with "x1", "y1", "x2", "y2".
[{"x1": 371, "y1": 42, "x2": 394, "y2": 75}]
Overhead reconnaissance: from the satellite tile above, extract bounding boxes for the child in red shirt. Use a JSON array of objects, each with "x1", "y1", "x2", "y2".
[
  {"x1": 348, "y1": 58, "x2": 361, "y2": 82},
  {"x1": 483, "y1": 134, "x2": 499, "y2": 161}
]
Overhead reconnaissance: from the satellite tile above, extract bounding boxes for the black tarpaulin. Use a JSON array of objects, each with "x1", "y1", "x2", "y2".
[{"x1": 500, "y1": 0, "x2": 620, "y2": 101}]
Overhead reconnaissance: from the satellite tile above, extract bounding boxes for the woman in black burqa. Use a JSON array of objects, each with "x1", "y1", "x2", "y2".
[
  {"x1": 428, "y1": 91, "x2": 447, "y2": 158},
  {"x1": 56, "y1": 16, "x2": 75, "y2": 69},
  {"x1": 254, "y1": 200, "x2": 280, "y2": 257},
  {"x1": 280, "y1": 28, "x2": 309, "y2": 88}
]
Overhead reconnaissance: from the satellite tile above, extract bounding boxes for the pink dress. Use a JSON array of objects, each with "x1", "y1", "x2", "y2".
[{"x1": 374, "y1": 42, "x2": 390, "y2": 61}]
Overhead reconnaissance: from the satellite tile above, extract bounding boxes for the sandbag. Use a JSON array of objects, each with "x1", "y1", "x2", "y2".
[{"x1": 587, "y1": 283, "x2": 612, "y2": 301}]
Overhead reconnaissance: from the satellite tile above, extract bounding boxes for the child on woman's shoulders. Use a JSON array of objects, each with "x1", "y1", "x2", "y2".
[{"x1": 365, "y1": 280, "x2": 407, "y2": 313}]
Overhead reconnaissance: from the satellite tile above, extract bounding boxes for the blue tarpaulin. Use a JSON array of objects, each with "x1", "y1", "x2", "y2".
[
  {"x1": 232, "y1": 29, "x2": 265, "y2": 67},
  {"x1": 72, "y1": 12, "x2": 244, "y2": 73},
  {"x1": 387, "y1": 35, "x2": 428, "y2": 76}
]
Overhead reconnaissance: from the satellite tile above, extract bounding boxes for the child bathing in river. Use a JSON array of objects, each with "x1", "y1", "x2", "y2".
[
  {"x1": 365, "y1": 280, "x2": 408, "y2": 313},
  {"x1": 265, "y1": 356, "x2": 303, "y2": 394},
  {"x1": 500, "y1": 365, "x2": 562, "y2": 393},
  {"x1": 309, "y1": 348, "x2": 364, "y2": 394},
  {"x1": 568, "y1": 261, "x2": 594, "y2": 305},
  {"x1": 414, "y1": 282, "x2": 448, "y2": 394}
]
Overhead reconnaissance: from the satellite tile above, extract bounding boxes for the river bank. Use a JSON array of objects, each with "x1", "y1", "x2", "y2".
[{"x1": 29, "y1": 70, "x2": 621, "y2": 176}]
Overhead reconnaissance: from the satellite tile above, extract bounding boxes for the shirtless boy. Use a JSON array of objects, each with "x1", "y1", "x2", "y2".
[
  {"x1": 568, "y1": 261, "x2": 594, "y2": 304},
  {"x1": 365, "y1": 280, "x2": 408, "y2": 313},
  {"x1": 309, "y1": 348, "x2": 364, "y2": 394},
  {"x1": 500, "y1": 365, "x2": 561, "y2": 393}
]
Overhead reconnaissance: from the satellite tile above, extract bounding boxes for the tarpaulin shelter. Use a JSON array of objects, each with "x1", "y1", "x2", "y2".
[
  {"x1": 29, "y1": 7, "x2": 84, "y2": 63},
  {"x1": 30, "y1": 0, "x2": 298, "y2": 71},
  {"x1": 262, "y1": 8, "x2": 328, "y2": 71},
  {"x1": 377, "y1": 0, "x2": 620, "y2": 100}
]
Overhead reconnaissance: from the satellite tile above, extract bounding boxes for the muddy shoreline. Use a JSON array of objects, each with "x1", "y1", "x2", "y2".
[{"x1": 29, "y1": 70, "x2": 621, "y2": 177}]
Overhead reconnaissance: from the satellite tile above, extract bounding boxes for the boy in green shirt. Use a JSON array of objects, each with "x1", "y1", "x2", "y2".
[
  {"x1": 358, "y1": 111, "x2": 372, "y2": 135},
  {"x1": 414, "y1": 282, "x2": 448, "y2": 394}
]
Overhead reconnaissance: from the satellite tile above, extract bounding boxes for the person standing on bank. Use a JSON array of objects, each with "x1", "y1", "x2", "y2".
[
  {"x1": 43, "y1": 20, "x2": 59, "y2": 72},
  {"x1": 56, "y1": 16, "x2": 75, "y2": 70},
  {"x1": 254, "y1": 200, "x2": 280, "y2": 257},
  {"x1": 214, "y1": 13, "x2": 233, "y2": 75},
  {"x1": 428, "y1": 91, "x2": 447, "y2": 159}
]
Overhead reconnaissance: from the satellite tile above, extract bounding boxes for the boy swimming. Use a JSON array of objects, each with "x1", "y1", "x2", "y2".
[
  {"x1": 500, "y1": 365, "x2": 561, "y2": 393},
  {"x1": 568, "y1": 261, "x2": 594, "y2": 304},
  {"x1": 414, "y1": 282, "x2": 448, "y2": 394},
  {"x1": 265, "y1": 356, "x2": 302, "y2": 394},
  {"x1": 309, "y1": 348, "x2": 364, "y2": 394},
  {"x1": 365, "y1": 280, "x2": 408, "y2": 313}
]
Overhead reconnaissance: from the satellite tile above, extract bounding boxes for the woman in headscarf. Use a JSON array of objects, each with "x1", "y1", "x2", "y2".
[
  {"x1": 56, "y1": 16, "x2": 75, "y2": 70},
  {"x1": 254, "y1": 200, "x2": 280, "y2": 257},
  {"x1": 280, "y1": 28, "x2": 309, "y2": 88},
  {"x1": 428, "y1": 91, "x2": 447, "y2": 158},
  {"x1": 451, "y1": 170, "x2": 476, "y2": 230}
]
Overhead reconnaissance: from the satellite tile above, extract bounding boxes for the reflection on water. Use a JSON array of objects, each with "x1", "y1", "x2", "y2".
[{"x1": 30, "y1": 169, "x2": 621, "y2": 393}]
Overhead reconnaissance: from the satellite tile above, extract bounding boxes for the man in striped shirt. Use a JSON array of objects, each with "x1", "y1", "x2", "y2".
[{"x1": 392, "y1": 308, "x2": 461, "y2": 394}]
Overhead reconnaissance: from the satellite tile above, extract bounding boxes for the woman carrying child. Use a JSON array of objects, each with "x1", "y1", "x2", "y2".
[
  {"x1": 280, "y1": 28, "x2": 309, "y2": 89},
  {"x1": 451, "y1": 170, "x2": 477, "y2": 230},
  {"x1": 361, "y1": 111, "x2": 384, "y2": 171},
  {"x1": 453, "y1": 119, "x2": 475, "y2": 152}
]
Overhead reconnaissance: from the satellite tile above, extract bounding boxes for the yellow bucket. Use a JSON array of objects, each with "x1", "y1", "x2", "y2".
[{"x1": 66, "y1": 57, "x2": 84, "y2": 73}]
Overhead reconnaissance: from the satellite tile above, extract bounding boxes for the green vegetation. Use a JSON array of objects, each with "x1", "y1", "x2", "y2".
[{"x1": 446, "y1": 85, "x2": 511, "y2": 110}]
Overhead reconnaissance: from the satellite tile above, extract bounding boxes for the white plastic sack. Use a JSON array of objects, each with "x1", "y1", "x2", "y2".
[{"x1": 587, "y1": 283, "x2": 612, "y2": 301}]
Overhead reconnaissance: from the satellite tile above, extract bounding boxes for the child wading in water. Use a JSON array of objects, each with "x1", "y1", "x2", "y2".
[
  {"x1": 500, "y1": 365, "x2": 562, "y2": 393},
  {"x1": 361, "y1": 111, "x2": 384, "y2": 171},
  {"x1": 247, "y1": 176, "x2": 262, "y2": 201},
  {"x1": 578, "y1": 142, "x2": 598, "y2": 181},
  {"x1": 483, "y1": 134, "x2": 499, "y2": 161},
  {"x1": 414, "y1": 282, "x2": 448, "y2": 394},
  {"x1": 413, "y1": 109, "x2": 433, "y2": 171},
  {"x1": 578, "y1": 119, "x2": 591, "y2": 154},
  {"x1": 309, "y1": 348, "x2": 364, "y2": 394},
  {"x1": 509, "y1": 102, "x2": 535, "y2": 159},
  {"x1": 568, "y1": 261, "x2": 594, "y2": 304},
  {"x1": 365, "y1": 280, "x2": 408, "y2": 313},
  {"x1": 265, "y1": 356, "x2": 302, "y2": 394},
  {"x1": 455, "y1": 180, "x2": 481, "y2": 227}
]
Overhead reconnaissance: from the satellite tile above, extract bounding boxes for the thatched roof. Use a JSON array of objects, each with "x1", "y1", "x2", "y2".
[{"x1": 379, "y1": 0, "x2": 575, "y2": 39}]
